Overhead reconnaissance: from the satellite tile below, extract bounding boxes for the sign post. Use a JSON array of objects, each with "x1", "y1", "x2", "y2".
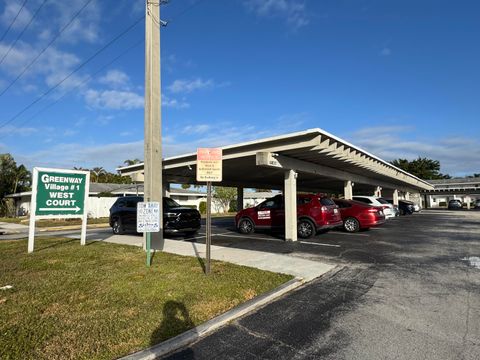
[
  {"x1": 28, "y1": 167, "x2": 90, "y2": 253},
  {"x1": 137, "y1": 201, "x2": 160, "y2": 267},
  {"x1": 196, "y1": 148, "x2": 223, "y2": 275}
]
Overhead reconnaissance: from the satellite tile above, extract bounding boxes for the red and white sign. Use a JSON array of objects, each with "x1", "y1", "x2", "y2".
[{"x1": 197, "y1": 148, "x2": 223, "y2": 182}]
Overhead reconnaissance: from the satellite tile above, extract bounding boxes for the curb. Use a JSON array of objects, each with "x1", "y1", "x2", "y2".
[
  {"x1": 37, "y1": 223, "x2": 110, "y2": 232},
  {"x1": 119, "y1": 277, "x2": 304, "y2": 360}
]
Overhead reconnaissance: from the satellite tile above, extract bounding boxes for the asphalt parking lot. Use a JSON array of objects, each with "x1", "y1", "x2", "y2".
[{"x1": 163, "y1": 209, "x2": 480, "y2": 359}]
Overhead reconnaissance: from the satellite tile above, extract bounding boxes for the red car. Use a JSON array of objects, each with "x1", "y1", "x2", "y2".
[
  {"x1": 235, "y1": 194, "x2": 343, "y2": 239},
  {"x1": 333, "y1": 199, "x2": 386, "y2": 232}
]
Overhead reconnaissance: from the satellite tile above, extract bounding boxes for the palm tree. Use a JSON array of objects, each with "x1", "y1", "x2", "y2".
[
  {"x1": 91, "y1": 167, "x2": 106, "y2": 183},
  {"x1": 123, "y1": 159, "x2": 142, "y2": 166}
]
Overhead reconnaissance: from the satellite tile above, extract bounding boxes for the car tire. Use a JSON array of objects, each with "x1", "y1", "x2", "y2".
[
  {"x1": 184, "y1": 231, "x2": 197, "y2": 237},
  {"x1": 298, "y1": 219, "x2": 316, "y2": 239},
  {"x1": 238, "y1": 218, "x2": 254, "y2": 234},
  {"x1": 344, "y1": 217, "x2": 360, "y2": 233},
  {"x1": 112, "y1": 219, "x2": 124, "y2": 235}
]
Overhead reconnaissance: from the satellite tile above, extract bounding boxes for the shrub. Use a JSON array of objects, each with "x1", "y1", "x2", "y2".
[
  {"x1": 199, "y1": 201, "x2": 207, "y2": 214},
  {"x1": 229, "y1": 199, "x2": 237, "y2": 212}
]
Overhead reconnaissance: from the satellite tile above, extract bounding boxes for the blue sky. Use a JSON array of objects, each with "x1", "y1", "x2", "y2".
[{"x1": 0, "y1": 0, "x2": 478, "y2": 176}]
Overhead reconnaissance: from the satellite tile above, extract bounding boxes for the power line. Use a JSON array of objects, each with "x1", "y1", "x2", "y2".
[
  {"x1": 0, "y1": 0, "x2": 210, "y2": 134},
  {"x1": 0, "y1": 0, "x2": 93, "y2": 97},
  {"x1": 0, "y1": 0, "x2": 47, "y2": 66},
  {"x1": 0, "y1": 38, "x2": 144, "y2": 138},
  {"x1": 0, "y1": 0, "x2": 29, "y2": 43},
  {"x1": 0, "y1": 15, "x2": 144, "y2": 131}
]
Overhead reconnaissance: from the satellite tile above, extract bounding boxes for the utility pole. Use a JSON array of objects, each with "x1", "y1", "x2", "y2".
[{"x1": 144, "y1": 0, "x2": 163, "y2": 251}]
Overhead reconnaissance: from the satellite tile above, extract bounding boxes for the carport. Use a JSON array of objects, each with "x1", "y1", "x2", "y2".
[{"x1": 118, "y1": 128, "x2": 433, "y2": 241}]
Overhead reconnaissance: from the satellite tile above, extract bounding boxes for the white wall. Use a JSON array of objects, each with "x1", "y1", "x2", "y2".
[{"x1": 86, "y1": 197, "x2": 117, "y2": 218}]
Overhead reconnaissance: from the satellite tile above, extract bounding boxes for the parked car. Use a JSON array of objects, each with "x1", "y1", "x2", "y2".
[
  {"x1": 447, "y1": 199, "x2": 463, "y2": 210},
  {"x1": 333, "y1": 199, "x2": 386, "y2": 232},
  {"x1": 352, "y1": 196, "x2": 395, "y2": 219},
  {"x1": 235, "y1": 194, "x2": 343, "y2": 239},
  {"x1": 475, "y1": 199, "x2": 480, "y2": 209},
  {"x1": 386, "y1": 199, "x2": 415, "y2": 215},
  {"x1": 412, "y1": 203, "x2": 421, "y2": 212},
  {"x1": 109, "y1": 196, "x2": 201, "y2": 235}
]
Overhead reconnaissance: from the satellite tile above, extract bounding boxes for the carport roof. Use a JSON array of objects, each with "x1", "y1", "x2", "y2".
[{"x1": 117, "y1": 128, "x2": 433, "y2": 193}]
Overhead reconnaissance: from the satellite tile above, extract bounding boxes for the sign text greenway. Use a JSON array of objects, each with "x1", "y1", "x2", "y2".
[{"x1": 36, "y1": 170, "x2": 87, "y2": 215}]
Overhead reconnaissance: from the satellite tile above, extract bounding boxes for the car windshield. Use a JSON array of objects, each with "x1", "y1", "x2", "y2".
[{"x1": 164, "y1": 198, "x2": 181, "y2": 209}]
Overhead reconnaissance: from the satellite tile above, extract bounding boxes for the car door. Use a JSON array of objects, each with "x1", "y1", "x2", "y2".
[{"x1": 255, "y1": 197, "x2": 283, "y2": 229}]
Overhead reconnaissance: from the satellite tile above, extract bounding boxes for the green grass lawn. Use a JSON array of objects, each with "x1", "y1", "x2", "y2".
[{"x1": 0, "y1": 238, "x2": 292, "y2": 360}]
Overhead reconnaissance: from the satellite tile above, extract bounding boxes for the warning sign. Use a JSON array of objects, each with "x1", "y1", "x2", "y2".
[{"x1": 196, "y1": 148, "x2": 222, "y2": 182}]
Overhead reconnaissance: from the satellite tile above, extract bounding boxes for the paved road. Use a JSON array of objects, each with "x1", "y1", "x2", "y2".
[{"x1": 162, "y1": 210, "x2": 480, "y2": 359}]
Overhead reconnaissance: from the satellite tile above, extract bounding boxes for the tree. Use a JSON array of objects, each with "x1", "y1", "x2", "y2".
[
  {"x1": 213, "y1": 186, "x2": 237, "y2": 213},
  {"x1": 390, "y1": 157, "x2": 450, "y2": 180},
  {"x1": 123, "y1": 159, "x2": 142, "y2": 166},
  {"x1": 181, "y1": 184, "x2": 191, "y2": 190},
  {"x1": 0, "y1": 154, "x2": 31, "y2": 216},
  {"x1": 90, "y1": 167, "x2": 106, "y2": 183}
]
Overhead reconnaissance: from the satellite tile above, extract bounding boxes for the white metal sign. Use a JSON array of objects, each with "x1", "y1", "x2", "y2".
[
  {"x1": 196, "y1": 148, "x2": 223, "y2": 182},
  {"x1": 258, "y1": 210, "x2": 271, "y2": 219},
  {"x1": 137, "y1": 202, "x2": 160, "y2": 233}
]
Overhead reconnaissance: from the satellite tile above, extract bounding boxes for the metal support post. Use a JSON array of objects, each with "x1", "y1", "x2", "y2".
[{"x1": 206, "y1": 182, "x2": 212, "y2": 274}]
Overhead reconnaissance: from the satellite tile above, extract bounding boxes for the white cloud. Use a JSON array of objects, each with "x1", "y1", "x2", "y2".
[
  {"x1": 99, "y1": 69, "x2": 130, "y2": 89},
  {"x1": 346, "y1": 126, "x2": 480, "y2": 176},
  {"x1": 182, "y1": 124, "x2": 210, "y2": 134},
  {"x1": 45, "y1": 0, "x2": 102, "y2": 44},
  {"x1": 0, "y1": 125, "x2": 37, "y2": 136},
  {"x1": 167, "y1": 78, "x2": 215, "y2": 94},
  {"x1": 0, "y1": 0, "x2": 32, "y2": 30},
  {"x1": 85, "y1": 89, "x2": 143, "y2": 110},
  {"x1": 162, "y1": 95, "x2": 190, "y2": 109},
  {"x1": 245, "y1": 0, "x2": 310, "y2": 29}
]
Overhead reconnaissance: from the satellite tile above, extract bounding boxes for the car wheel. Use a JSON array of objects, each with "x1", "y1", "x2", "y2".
[
  {"x1": 298, "y1": 219, "x2": 315, "y2": 239},
  {"x1": 344, "y1": 217, "x2": 360, "y2": 233},
  {"x1": 238, "y1": 218, "x2": 254, "y2": 234},
  {"x1": 112, "y1": 219, "x2": 124, "y2": 235},
  {"x1": 400, "y1": 208, "x2": 405, "y2": 216}
]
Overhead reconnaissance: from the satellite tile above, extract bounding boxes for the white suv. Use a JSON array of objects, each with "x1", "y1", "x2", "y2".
[{"x1": 352, "y1": 196, "x2": 395, "y2": 219}]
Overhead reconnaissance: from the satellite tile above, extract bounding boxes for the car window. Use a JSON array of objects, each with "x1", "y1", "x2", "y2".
[
  {"x1": 126, "y1": 198, "x2": 141, "y2": 208},
  {"x1": 335, "y1": 200, "x2": 350, "y2": 208},
  {"x1": 260, "y1": 198, "x2": 281, "y2": 209},
  {"x1": 377, "y1": 198, "x2": 389, "y2": 204},
  {"x1": 116, "y1": 200, "x2": 126, "y2": 208},
  {"x1": 297, "y1": 197, "x2": 311, "y2": 205},
  {"x1": 353, "y1": 197, "x2": 371, "y2": 204},
  {"x1": 319, "y1": 197, "x2": 335, "y2": 206},
  {"x1": 164, "y1": 197, "x2": 181, "y2": 209}
]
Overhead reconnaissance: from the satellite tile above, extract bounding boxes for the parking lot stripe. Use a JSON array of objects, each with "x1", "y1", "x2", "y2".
[
  {"x1": 331, "y1": 231, "x2": 369, "y2": 237},
  {"x1": 299, "y1": 241, "x2": 341, "y2": 248},
  {"x1": 215, "y1": 233, "x2": 285, "y2": 242}
]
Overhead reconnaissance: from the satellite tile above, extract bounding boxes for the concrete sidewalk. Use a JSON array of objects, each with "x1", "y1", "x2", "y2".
[
  {"x1": 100, "y1": 234, "x2": 335, "y2": 281},
  {"x1": 0, "y1": 222, "x2": 29, "y2": 234}
]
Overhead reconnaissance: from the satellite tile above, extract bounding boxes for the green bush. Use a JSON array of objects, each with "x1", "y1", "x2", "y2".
[
  {"x1": 199, "y1": 201, "x2": 207, "y2": 214},
  {"x1": 229, "y1": 199, "x2": 237, "y2": 212}
]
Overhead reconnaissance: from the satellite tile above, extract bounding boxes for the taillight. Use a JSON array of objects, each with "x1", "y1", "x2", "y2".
[
  {"x1": 381, "y1": 205, "x2": 390, "y2": 209},
  {"x1": 367, "y1": 208, "x2": 378, "y2": 213},
  {"x1": 321, "y1": 206, "x2": 328, "y2": 212}
]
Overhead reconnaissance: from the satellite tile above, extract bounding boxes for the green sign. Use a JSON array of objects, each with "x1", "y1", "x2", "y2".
[{"x1": 35, "y1": 170, "x2": 87, "y2": 216}]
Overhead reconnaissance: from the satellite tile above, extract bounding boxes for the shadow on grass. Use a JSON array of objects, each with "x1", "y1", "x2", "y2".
[
  {"x1": 190, "y1": 242, "x2": 206, "y2": 273},
  {"x1": 35, "y1": 238, "x2": 77, "y2": 251},
  {"x1": 150, "y1": 301, "x2": 196, "y2": 358}
]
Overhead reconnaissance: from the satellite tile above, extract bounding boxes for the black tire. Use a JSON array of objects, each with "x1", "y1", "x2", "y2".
[
  {"x1": 298, "y1": 219, "x2": 316, "y2": 239},
  {"x1": 238, "y1": 218, "x2": 254, "y2": 234},
  {"x1": 184, "y1": 231, "x2": 197, "y2": 237},
  {"x1": 112, "y1": 219, "x2": 124, "y2": 235},
  {"x1": 343, "y1": 217, "x2": 360, "y2": 233}
]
